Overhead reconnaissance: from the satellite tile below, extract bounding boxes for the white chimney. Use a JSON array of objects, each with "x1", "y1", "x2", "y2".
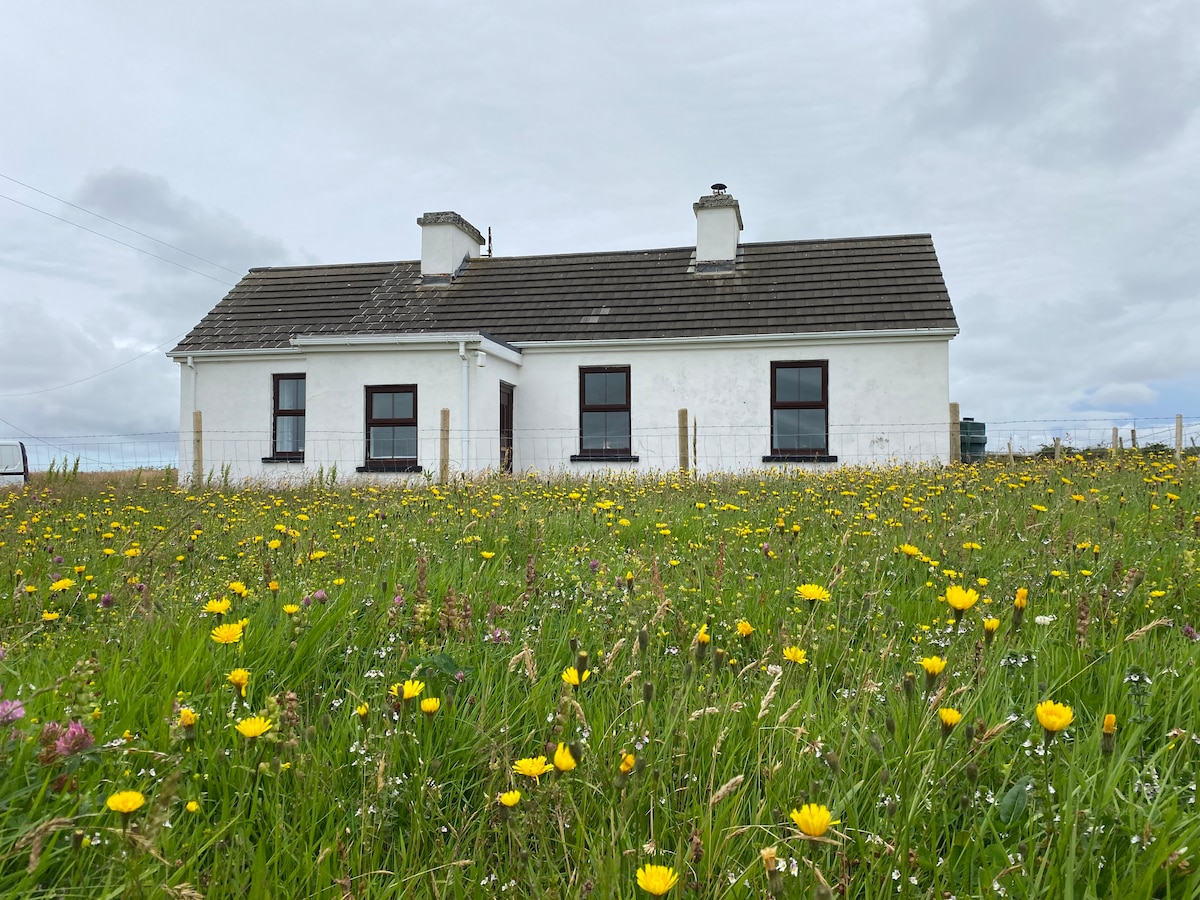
[
  {"x1": 417, "y1": 211, "x2": 484, "y2": 282},
  {"x1": 693, "y1": 184, "x2": 743, "y2": 271}
]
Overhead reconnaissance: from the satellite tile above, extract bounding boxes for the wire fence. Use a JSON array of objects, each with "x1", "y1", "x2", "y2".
[{"x1": 5, "y1": 416, "x2": 1199, "y2": 477}]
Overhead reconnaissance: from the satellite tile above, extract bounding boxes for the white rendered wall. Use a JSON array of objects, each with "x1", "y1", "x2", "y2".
[
  {"x1": 510, "y1": 336, "x2": 951, "y2": 473},
  {"x1": 177, "y1": 335, "x2": 950, "y2": 483},
  {"x1": 178, "y1": 346, "x2": 521, "y2": 484}
]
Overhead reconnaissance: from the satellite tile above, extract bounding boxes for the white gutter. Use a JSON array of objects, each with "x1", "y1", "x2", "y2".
[
  {"x1": 513, "y1": 327, "x2": 959, "y2": 351},
  {"x1": 289, "y1": 333, "x2": 523, "y2": 366},
  {"x1": 457, "y1": 342, "x2": 469, "y2": 469}
]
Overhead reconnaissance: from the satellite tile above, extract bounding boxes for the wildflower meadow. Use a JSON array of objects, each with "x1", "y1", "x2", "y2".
[{"x1": 1, "y1": 453, "x2": 1199, "y2": 899}]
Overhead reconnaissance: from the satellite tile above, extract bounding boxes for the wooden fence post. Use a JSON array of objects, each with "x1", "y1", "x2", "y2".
[
  {"x1": 1131, "y1": 427, "x2": 1138, "y2": 450},
  {"x1": 1006, "y1": 441, "x2": 1014, "y2": 465},
  {"x1": 191, "y1": 410, "x2": 203, "y2": 485},
  {"x1": 1176, "y1": 414, "x2": 1184, "y2": 463},
  {"x1": 1053, "y1": 436, "x2": 1062, "y2": 462},
  {"x1": 948, "y1": 402, "x2": 961, "y2": 464},
  {"x1": 439, "y1": 409, "x2": 450, "y2": 484},
  {"x1": 692, "y1": 417, "x2": 698, "y2": 474},
  {"x1": 1111, "y1": 427, "x2": 1119, "y2": 456},
  {"x1": 677, "y1": 408, "x2": 689, "y2": 473}
]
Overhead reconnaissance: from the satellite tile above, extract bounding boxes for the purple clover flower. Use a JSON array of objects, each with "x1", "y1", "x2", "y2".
[
  {"x1": 0, "y1": 699, "x2": 25, "y2": 725},
  {"x1": 54, "y1": 720, "x2": 94, "y2": 757}
]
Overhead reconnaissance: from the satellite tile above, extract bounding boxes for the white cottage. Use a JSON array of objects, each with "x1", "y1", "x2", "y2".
[{"x1": 169, "y1": 188, "x2": 958, "y2": 481}]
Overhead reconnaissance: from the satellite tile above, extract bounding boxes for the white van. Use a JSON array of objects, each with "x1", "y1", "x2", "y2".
[{"x1": 0, "y1": 440, "x2": 30, "y2": 487}]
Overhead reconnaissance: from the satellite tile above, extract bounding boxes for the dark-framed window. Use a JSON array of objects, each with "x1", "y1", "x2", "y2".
[
  {"x1": 267, "y1": 374, "x2": 305, "y2": 462},
  {"x1": 765, "y1": 361, "x2": 836, "y2": 462},
  {"x1": 360, "y1": 385, "x2": 420, "y2": 472},
  {"x1": 572, "y1": 366, "x2": 636, "y2": 461}
]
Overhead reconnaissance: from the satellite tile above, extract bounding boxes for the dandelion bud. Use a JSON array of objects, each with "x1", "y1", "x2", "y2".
[
  {"x1": 684, "y1": 662, "x2": 694, "y2": 681},
  {"x1": 886, "y1": 797, "x2": 897, "y2": 817},
  {"x1": 574, "y1": 650, "x2": 590, "y2": 677},
  {"x1": 902, "y1": 671, "x2": 916, "y2": 700},
  {"x1": 823, "y1": 751, "x2": 840, "y2": 775},
  {"x1": 879, "y1": 766, "x2": 891, "y2": 786},
  {"x1": 964, "y1": 723, "x2": 975, "y2": 744},
  {"x1": 72, "y1": 829, "x2": 84, "y2": 851},
  {"x1": 569, "y1": 741, "x2": 584, "y2": 767},
  {"x1": 637, "y1": 628, "x2": 650, "y2": 654},
  {"x1": 960, "y1": 794, "x2": 970, "y2": 811},
  {"x1": 868, "y1": 733, "x2": 883, "y2": 756},
  {"x1": 884, "y1": 715, "x2": 895, "y2": 736},
  {"x1": 643, "y1": 681, "x2": 654, "y2": 705},
  {"x1": 570, "y1": 637, "x2": 580, "y2": 654},
  {"x1": 965, "y1": 762, "x2": 979, "y2": 784},
  {"x1": 712, "y1": 648, "x2": 726, "y2": 673},
  {"x1": 1101, "y1": 713, "x2": 1116, "y2": 755},
  {"x1": 814, "y1": 883, "x2": 834, "y2": 900}
]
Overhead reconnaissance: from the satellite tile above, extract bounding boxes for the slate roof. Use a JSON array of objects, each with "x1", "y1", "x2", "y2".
[{"x1": 171, "y1": 234, "x2": 957, "y2": 354}]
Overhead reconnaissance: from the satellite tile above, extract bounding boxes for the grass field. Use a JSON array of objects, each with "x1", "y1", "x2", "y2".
[{"x1": 1, "y1": 455, "x2": 1198, "y2": 899}]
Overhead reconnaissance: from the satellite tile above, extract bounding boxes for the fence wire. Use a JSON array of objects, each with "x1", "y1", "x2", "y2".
[{"x1": 5, "y1": 416, "x2": 1199, "y2": 476}]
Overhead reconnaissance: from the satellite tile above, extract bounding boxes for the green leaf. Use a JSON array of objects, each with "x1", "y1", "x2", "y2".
[{"x1": 997, "y1": 776, "x2": 1033, "y2": 826}]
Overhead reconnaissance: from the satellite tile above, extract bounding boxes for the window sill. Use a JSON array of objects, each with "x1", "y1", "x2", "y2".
[
  {"x1": 262, "y1": 456, "x2": 304, "y2": 464},
  {"x1": 570, "y1": 453, "x2": 639, "y2": 463},
  {"x1": 762, "y1": 454, "x2": 838, "y2": 464},
  {"x1": 356, "y1": 462, "x2": 423, "y2": 473}
]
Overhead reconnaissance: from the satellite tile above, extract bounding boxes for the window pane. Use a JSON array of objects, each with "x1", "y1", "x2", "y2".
[
  {"x1": 775, "y1": 366, "x2": 822, "y2": 403},
  {"x1": 582, "y1": 411, "x2": 630, "y2": 451},
  {"x1": 370, "y1": 425, "x2": 416, "y2": 460},
  {"x1": 278, "y1": 378, "x2": 305, "y2": 411},
  {"x1": 583, "y1": 371, "x2": 627, "y2": 406},
  {"x1": 605, "y1": 372, "x2": 627, "y2": 405},
  {"x1": 774, "y1": 409, "x2": 826, "y2": 450},
  {"x1": 372, "y1": 391, "x2": 413, "y2": 421},
  {"x1": 583, "y1": 373, "x2": 606, "y2": 406},
  {"x1": 276, "y1": 416, "x2": 305, "y2": 453}
]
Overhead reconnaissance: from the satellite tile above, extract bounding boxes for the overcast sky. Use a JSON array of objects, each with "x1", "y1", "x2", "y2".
[{"x1": 2, "y1": 0, "x2": 1199, "y2": 464}]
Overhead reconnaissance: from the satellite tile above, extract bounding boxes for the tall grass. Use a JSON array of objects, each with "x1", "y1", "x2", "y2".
[{"x1": 1, "y1": 454, "x2": 1198, "y2": 898}]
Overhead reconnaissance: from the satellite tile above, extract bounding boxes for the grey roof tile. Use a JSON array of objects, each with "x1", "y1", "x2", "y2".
[{"x1": 172, "y1": 235, "x2": 957, "y2": 353}]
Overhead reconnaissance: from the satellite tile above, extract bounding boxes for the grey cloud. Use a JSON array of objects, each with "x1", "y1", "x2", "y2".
[
  {"x1": 913, "y1": 0, "x2": 1200, "y2": 164},
  {"x1": 74, "y1": 168, "x2": 292, "y2": 276}
]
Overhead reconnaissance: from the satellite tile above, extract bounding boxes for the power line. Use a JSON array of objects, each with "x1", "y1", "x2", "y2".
[
  {"x1": 0, "y1": 191, "x2": 238, "y2": 286},
  {"x1": 0, "y1": 330, "x2": 191, "y2": 398},
  {"x1": 0, "y1": 172, "x2": 245, "y2": 277}
]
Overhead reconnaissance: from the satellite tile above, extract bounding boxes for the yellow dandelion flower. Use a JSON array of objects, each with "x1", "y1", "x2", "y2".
[
  {"x1": 561, "y1": 666, "x2": 591, "y2": 686},
  {"x1": 553, "y1": 742, "x2": 577, "y2": 773},
  {"x1": 782, "y1": 646, "x2": 808, "y2": 665},
  {"x1": 919, "y1": 656, "x2": 946, "y2": 676},
  {"x1": 177, "y1": 707, "x2": 197, "y2": 728},
  {"x1": 389, "y1": 679, "x2": 424, "y2": 701},
  {"x1": 420, "y1": 697, "x2": 441, "y2": 716},
  {"x1": 619, "y1": 752, "x2": 636, "y2": 774},
  {"x1": 795, "y1": 583, "x2": 831, "y2": 602},
  {"x1": 282, "y1": 603, "x2": 300, "y2": 615},
  {"x1": 50, "y1": 577, "x2": 76, "y2": 593},
  {"x1": 945, "y1": 585, "x2": 979, "y2": 612},
  {"x1": 234, "y1": 715, "x2": 273, "y2": 739},
  {"x1": 186, "y1": 800, "x2": 200, "y2": 813},
  {"x1": 695, "y1": 623, "x2": 711, "y2": 645},
  {"x1": 203, "y1": 598, "x2": 231, "y2": 616},
  {"x1": 41, "y1": 610, "x2": 61, "y2": 622},
  {"x1": 106, "y1": 790, "x2": 145, "y2": 815},
  {"x1": 736, "y1": 620, "x2": 755, "y2": 637},
  {"x1": 1014, "y1": 587, "x2": 1029, "y2": 609},
  {"x1": 636, "y1": 863, "x2": 680, "y2": 896},
  {"x1": 499, "y1": 790, "x2": 521, "y2": 807},
  {"x1": 790, "y1": 803, "x2": 837, "y2": 837},
  {"x1": 227, "y1": 668, "x2": 250, "y2": 697},
  {"x1": 1102, "y1": 713, "x2": 1117, "y2": 734},
  {"x1": 1035, "y1": 700, "x2": 1073, "y2": 733},
  {"x1": 898, "y1": 544, "x2": 921, "y2": 557},
  {"x1": 210, "y1": 622, "x2": 243, "y2": 645},
  {"x1": 512, "y1": 755, "x2": 555, "y2": 782}
]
